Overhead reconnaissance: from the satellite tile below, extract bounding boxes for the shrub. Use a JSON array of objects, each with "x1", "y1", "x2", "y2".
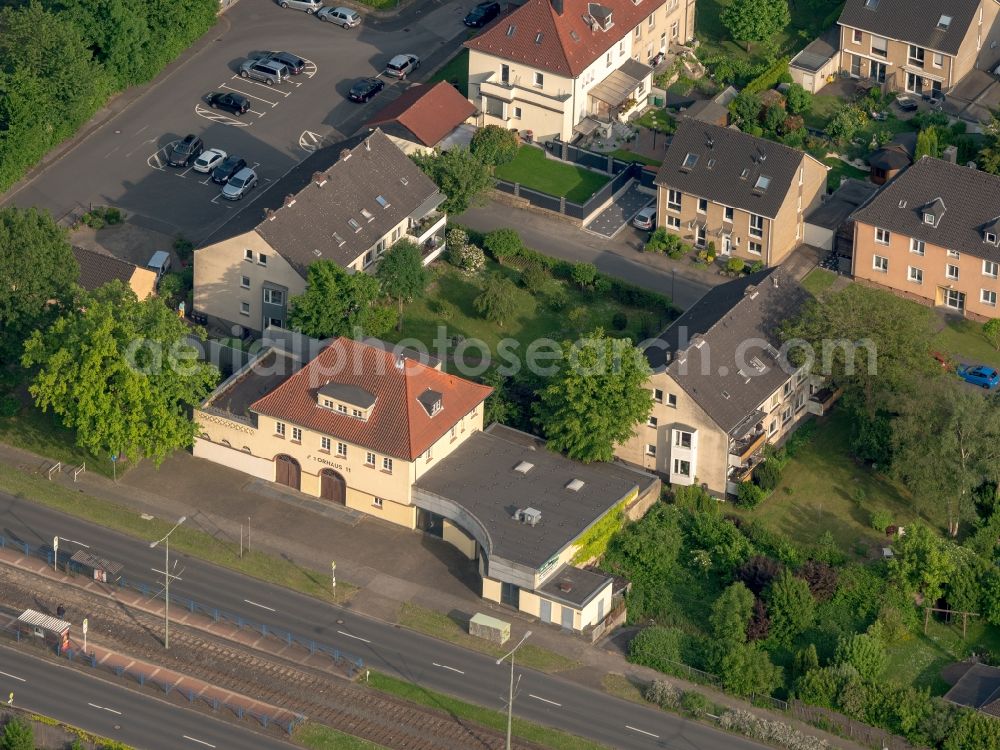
[
  {"x1": 679, "y1": 690, "x2": 709, "y2": 717},
  {"x1": 483, "y1": 228, "x2": 523, "y2": 264},
  {"x1": 520, "y1": 263, "x2": 548, "y2": 292},
  {"x1": 611, "y1": 311, "x2": 628, "y2": 330},
  {"x1": 718, "y1": 709, "x2": 830, "y2": 750},
  {"x1": 173, "y1": 234, "x2": 194, "y2": 261},
  {"x1": 743, "y1": 58, "x2": 790, "y2": 96},
  {"x1": 726, "y1": 257, "x2": 746, "y2": 274},
  {"x1": 796, "y1": 560, "x2": 838, "y2": 601},
  {"x1": 450, "y1": 243, "x2": 486, "y2": 273},
  {"x1": 785, "y1": 83, "x2": 812, "y2": 116},
  {"x1": 835, "y1": 633, "x2": 887, "y2": 681},
  {"x1": 644, "y1": 227, "x2": 670, "y2": 253},
  {"x1": 645, "y1": 678, "x2": 681, "y2": 709},
  {"x1": 0, "y1": 395, "x2": 20, "y2": 418},
  {"x1": 469, "y1": 124, "x2": 518, "y2": 167},
  {"x1": 571, "y1": 262, "x2": 599, "y2": 289},
  {"x1": 0, "y1": 718, "x2": 33, "y2": 750},
  {"x1": 983, "y1": 318, "x2": 1000, "y2": 350},
  {"x1": 749, "y1": 260, "x2": 764, "y2": 273},
  {"x1": 754, "y1": 459, "x2": 781, "y2": 491},
  {"x1": 870, "y1": 509, "x2": 892, "y2": 533},
  {"x1": 737, "y1": 555, "x2": 784, "y2": 595},
  {"x1": 546, "y1": 287, "x2": 569, "y2": 311},
  {"x1": 738, "y1": 481, "x2": 767, "y2": 508},
  {"x1": 446, "y1": 226, "x2": 469, "y2": 250},
  {"x1": 567, "y1": 306, "x2": 588, "y2": 328},
  {"x1": 629, "y1": 626, "x2": 686, "y2": 672}
]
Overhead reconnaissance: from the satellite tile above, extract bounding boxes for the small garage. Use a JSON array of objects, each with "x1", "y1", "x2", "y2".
[{"x1": 790, "y1": 29, "x2": 839, "y2": 94}]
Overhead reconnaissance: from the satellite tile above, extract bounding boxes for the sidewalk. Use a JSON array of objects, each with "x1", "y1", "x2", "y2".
[{"x1": 0, "y1": 441, "x2": 867, "y2": 750}]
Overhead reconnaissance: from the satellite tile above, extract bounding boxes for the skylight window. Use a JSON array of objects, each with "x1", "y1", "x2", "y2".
[
  {"x1": 332, "y1": 232, "x2": 346, "y2": 247},
  {"x1": 754, "y1": 175, "x2": 772, "y2": 191},
  {"x1": 864, "y1": 0, "x2": 879, "y2": 9},
  {"x1": 361, "y1": 208, "x2": 374, "y2": 222},
  {"x1": 506, "y1": 23, "x2": 516, "y2": 36},
  {"x1": 376, "y1": 195, "x2": 390, "y2": 209},
  {"x1": 740, "y1": 168, "x2": 750, "y2": 180},
  {"x1": 937, "y1": 14, "x2": 951, "y2": 29},
  {"x1": 348, "y1": 218, "x2": 362, "y2": 233},
  {"x1": 680, "y1": 152, "x2": 698, "y2": 171},
  {"x1": 569, "y1": 30, "x2": 580, "y2": 41},
  {"x1": 535, "y1": 32, "x2": 543, "y2": 43}
]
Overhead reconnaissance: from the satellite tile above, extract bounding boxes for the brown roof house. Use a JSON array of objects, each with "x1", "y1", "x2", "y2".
[
  {"x1": 837, "y1": 0, "x2": 1000, "y2": 96},
  {"x1": 466, "y1": 0, "x2": 696, "y2": 141},
  {"x1": 850, "y1": 155, "x2": 1000, "y2": 320},
  {"x1": 365, "y1": 82, "x2": 477, "y2": 154},
  {"x1": 193, "y1": 129, "x2": 446, "y2": 335},
  {"x1": 72, "y1": 246, "x2": 157, "y2": 300},
  {"x1": 653, "y1": 118, "x2": 828, "y2": 266}
]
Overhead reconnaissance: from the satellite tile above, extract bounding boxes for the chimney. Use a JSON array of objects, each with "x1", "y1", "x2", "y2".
[
  {"x1": 264, "y1": 208, "x2": 276, "y2": 221},
  {"x1": 772, "y1": 274, "x2": 780, "y2": 288},
  {"x1": 312, "y1": 171, "x2": 328, "y2": 187},
  {"x1": 395, "y1": 356, "x2": 405, "y2": 370},
  {"x1": 365, "y1": 138, "x2": 371, "y2": 151},
  {"x1": 340, "y1": 148, "x2": 352, "y2": 161},
  {"x1": 942, "y1": 145, "x2": 958, "y2": 164},
  {"x1": 284, "y1": 194, "x2": 296, "y2": 208},
  {"x1": 551, "y1": 0, "x2": 563, "y2": 14}
]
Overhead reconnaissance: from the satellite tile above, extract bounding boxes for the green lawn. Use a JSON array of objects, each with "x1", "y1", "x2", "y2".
[
  {"x1": 822, "y1": 157, "x2": 868, "y2": 192},
  {"x1": 730, "y1": 409, "x2": 942, "y2": 555},
  {"x1": 427, "y1": 48, "x2": 468, "y2": 99},
  {"x1": 802, "y1": 94, "x2": 842, "y2": 132},
  {"x1": 609, "y1": 149, "x2": 662, "y2": 167},
  {"x1": 396, "y1": 603, "x2": 579, "y2": 673},
  {"x1": 931, "y1": 317, "x2": 1000, "y2": 369},
  {"x1": 495, "y1": 146, "x2": 610, "y2": 203},
  {"x1": 634, "y1": 108, "x2": 676, "y2": 134},
  {"x1": 885, "y1": 618, "x2": 1000, "y2": 695},
  {"x1": 384, "y1": 260, "x2": 667, "y2": 356},
  {"x1": 800, "y1": 268, "x2": 837, "y2": 298},
  {"x1": 295, "y1": 723, "x2": 387, "y2": 750},
  {"x1": 367, "y1": 672, "x2": 611, "y2": 750}
]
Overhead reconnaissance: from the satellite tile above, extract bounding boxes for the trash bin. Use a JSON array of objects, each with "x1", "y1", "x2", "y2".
[{"x1": 653, "y1": 96, "x2": 664, "y2": 107}]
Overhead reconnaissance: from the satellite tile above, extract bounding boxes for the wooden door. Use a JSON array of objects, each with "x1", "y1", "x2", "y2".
[
  {"x1": 320, "y1": 470, "x2": 346, "y2": 505},
  {"x1": 275, "y1": 455, "x2": 301, "y2": 490}
]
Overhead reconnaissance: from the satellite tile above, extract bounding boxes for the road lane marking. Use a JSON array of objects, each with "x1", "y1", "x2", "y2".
[
  {"x1": 88, "y1": 702, "x2": 122, "y2": 715},
  {"x1": 0, "y1": 671, "x2": 26, "y2": 682},
  {"x1": 432, "y1": 663, "x2": 464, "y2": 675},
  {"x1": 625, "y1": 725, "x2": 659, "y2": 739},
  {"x1": 243, "y1": 599, "x2": 275, "y2": 612},
  {"x1": 182, "y1": 736, "x2": 216, "y2": 748},
  {"x1": 337, "y1": 630, "x2": 371, "y2": 644},
  {"x1": 529, "y1": 694, "x2": 561, "y2": 707}
]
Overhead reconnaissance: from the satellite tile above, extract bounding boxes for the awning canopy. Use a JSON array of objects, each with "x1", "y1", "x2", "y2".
[
  {"x1": 573, "y1": 116, "x2": 603, "y2": 136},
  {"x1": 589, "y1": 59, "x2": 653, "y2": 107}
]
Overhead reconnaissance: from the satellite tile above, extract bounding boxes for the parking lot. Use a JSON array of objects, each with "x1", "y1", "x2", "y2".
[{"x1": 3, "y1": 0, "x2": 476, "y2": 242}]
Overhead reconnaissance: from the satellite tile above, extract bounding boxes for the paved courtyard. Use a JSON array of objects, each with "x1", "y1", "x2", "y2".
[{"x1": 584, "y1": 182, "x2": 654, "y2": 238}]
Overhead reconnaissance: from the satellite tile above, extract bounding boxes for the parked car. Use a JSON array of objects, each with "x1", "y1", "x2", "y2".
[
  {"x1": 167, "y1": 134, "x2": 204, "y2": 167},
  {"x1": 895, "y1": 96, "x2": 919, "y2": 112},
  {"x1": 957, "y1": 364, "x2": 1000, "y2": 389},
  {"x1": 193, "y1": 148, "x2": 227, "y2": 173},
  {"x1": 212, "y1": 155, "x2": 247, "y2": 185},
  {"x1": 349, "y1": 77, "x2": 384, "y2": 102},
  {"x1": 221, "y1": 167, "x2": 258, "y2": 200},
  {"x1": 317, "y1": 6, "x2": 360, "y2": 26},
  {"x1": 146, "y1": 251, "x2": 172, "y2": 283},
  {"x1": 385, "y1": 53, "x2": 419, "y2": 78},
  {"x1": 260, "y1": 51, "x2": 306, "y2": 75},
  {"x1": 239, "y1": 59, "x2": 287, "y2": 86},
  {"x1": 278, "y1": 0, "x2": 323, "y2": 12},
  {"x1": 463, "y1": 1, "x2": 500, "y2": 27},
  {"x1": 632, "y1": 206, "x2": 657, "y2": 230},
  {"x1": 207, "y1": 92, "x2": 250, "y2": 115}
]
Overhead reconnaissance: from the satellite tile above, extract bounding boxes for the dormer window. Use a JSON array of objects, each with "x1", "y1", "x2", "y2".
[
  {"x1": 418, "y1": 388, "x2": 443, "y2": 417},
  {"x1": 318, "y1": 383, "x2": 377, "y2": 421}
]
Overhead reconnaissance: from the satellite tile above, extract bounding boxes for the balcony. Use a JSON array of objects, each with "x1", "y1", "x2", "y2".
[
  {"x1": 480, "y1": 75, "x2": 572, "y2": 110},
  {"x1": 728, "y1": 430, "x2": 766, "y2": 467},
  {"x1": 728, "y1": 453, "x2": 764, "y2": 491},
  {"x1": 806, "y1": 386, "x2": 843, "y2": 416},
  {"x1": 406, "y1": 212, "x2": 447, "y2": 265}
]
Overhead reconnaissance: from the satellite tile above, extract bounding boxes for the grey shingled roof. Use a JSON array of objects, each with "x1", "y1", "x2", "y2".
[
  {"x1": 850, "y1": 156, "x2": 1000, "y2": 264},
  {"x1": 643, "y1": 267, "x2": 809, "y2": 434},
  {"x1": 790, "y1": 27, "x2": 838, "y2": 72},
  {"x1": 412, "y1": 425, "x2": 656, "y2": 569},
  {"x1": 944, "y1": 663, "x2": 1000, "y2": 713},
  {"x1": 838, "y1": 0, "x2": 979, "y2": 55},
  {"x1": 654, "y1": 119, "x2": 811, "y2": 219},
  {"x1": 72, "y1": 246, "x2": 139, "y2": 291},
  {"x1": 255, "y1": 129, "x2": 442, "y2": 276}
]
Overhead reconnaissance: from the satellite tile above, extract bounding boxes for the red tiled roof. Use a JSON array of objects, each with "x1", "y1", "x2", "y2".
[
  {"x1": 466, "y1": 0, "x2": 666, "y2": 77},
  {"x1": 365, "y1": 82, "x2": 476, "y2": 147},
  {"x1": 250, "y1": 338, "x2": 493, "y2": 461}
]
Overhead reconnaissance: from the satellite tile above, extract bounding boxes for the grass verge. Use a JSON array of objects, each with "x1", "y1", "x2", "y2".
[
  {"x1": 295, "y1": 722, "x2": 387, "y2": 750},
  {"x1": 602, "y1": 673, "x2": 647, "y2": 703},
  {"x1": 0, "y1": 401, "x2": 114, "y2": 479},
  {"x1": 495, "y1": 146, "x2": 610, "y2": 203},
  {"x1": 931, "y1": 316, "x2": 1000, "y2": 369},
  {"x1": 608, "y1": 149, "x2": 662, "y2": 167},
  {"x1": 367, "y1": 671, "x2": 610, "y2": 750},
  {"x1": 396, "y1": 603, "x2": 579, "y2": 673},
  {"x1": 0, "y1": 463, "x2": 357, "y2": 604}
]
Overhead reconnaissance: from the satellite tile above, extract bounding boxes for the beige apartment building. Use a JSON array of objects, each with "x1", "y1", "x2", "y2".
[
  {"x1": 654, "y1": 119, "x2": 828, "y2": 267},
  {"x1": 466, "y1": 0, "x2": 695, "y2": 142},
  {"x1": 615, "y1": 268, "x2": 835, "y2": 497},
  {"x1": 851, "y1": 156, "x2": 1000, "y2": 320},
  {"x1": 193, "y1": 130, "x2": 446, "y2": 335},
  {"x1": 837, "y1": 0, "x2": 1000, "y2": 95}
]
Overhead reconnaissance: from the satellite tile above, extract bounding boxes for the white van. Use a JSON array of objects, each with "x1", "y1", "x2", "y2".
[{"x1": 146, "y1": 251, "x2": 172, "y2": 282}]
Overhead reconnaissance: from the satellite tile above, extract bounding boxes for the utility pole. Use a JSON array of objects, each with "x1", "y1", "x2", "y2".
[
  {"x1": 149, "y1": 516, "x2": 186, "y2": 649},
  {"x1": 496, "y1": 631, "x2": 532, "y2": 750}
]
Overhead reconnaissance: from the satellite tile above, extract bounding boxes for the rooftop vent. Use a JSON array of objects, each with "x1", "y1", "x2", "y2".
[
  {"x1": 400, "y1": 176, "x2": 409, "y2": 186},
  {"x1": 750, "y1": 356, "x2": 766, "y2": 373},
  {"x1": 313, "y1": 249, "x2": 322, "y2": 257},
  {"x1": 898, "y1": 199, "x2": 907, "y2": 208},
  {"x1": 514, "y1": 507, "x2": 543, "y2": 526},
  {"x1": 395, "y1": 356, "x2": 405, "y2": 370},
  {"x1": 707, "y1": 158, "x2": 716, "y2": 170},
  {"x1": 361, "y1": 208, "x2": 374, "y2": 222},
  {"x1": 284, "y1": 194, "x2": 296, "y2": 207},
  {"x1": 771, "y1": 274, "x2": 779, "y2": 288},
  {"x1": 514, "y1": 461, "x2": 535, "y2": 474},
  {"x1": 721, "y1": 390, "x2": 731, "y2": 399},
  {"x1": 558, "y1": 580, "x2": 574, "y2": 593},
  {"x1": 565, "y1": 478, "x2": 585, "y2": 492},
  {"x1": 265, "y1": 208, "x2": 276, "y2": 221},
  {"x1": 740, "y1": 168, "x2": 750, "y2": 180},
  {"x1": 569, "y1": 29, "x2": 580, "y2": 41}
]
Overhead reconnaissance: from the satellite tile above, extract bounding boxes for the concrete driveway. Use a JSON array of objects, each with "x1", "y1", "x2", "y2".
[{"x1": 2, "y1": 0, "x2": 473, "y2": 243}]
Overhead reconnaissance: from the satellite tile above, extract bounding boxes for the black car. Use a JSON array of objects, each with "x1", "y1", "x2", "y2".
[
  {"x1": 262, "y1": 51, "x2": 306, "y2": 75},
  {"x1": 167, "y1": 134, "x2": 204, "y2": 167},
  {"x1": 464, "y1": 1, "x2": 500, "y2": 27},
  {"x1": 349, "y1": 77, "x2": 384, "y2": 102},
  {"x1": 212, "y1": 155, "x2": 247, "y2": 184},
  {"x1": 207, "y1": 92, "x2": 250, "y2": 115}
]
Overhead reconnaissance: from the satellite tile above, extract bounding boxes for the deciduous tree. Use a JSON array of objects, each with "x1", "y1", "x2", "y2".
[
  {"x1": 473, "y1": 273, "x2": 518, "y2": 326},
  {"x1": 889, "y1": 523, "x2": 955, "y2": 603},
  {"x1": 766, "y1": 569, "x2": 815, "y2": 645},
  {"x1": 785, "y1": 83, "x2": 812, "y2": 115},
  {"x1": 376, "y1": 239, "x2": 427, "y2": 331},
  {"x1": 288, "y1": 260, "x2": 395, "y2": 338},
  {"x1": 720, "y1": 643, "x2": 783, "y2": 696},
  {"x1": 21, "y1": 282, "x2": 218, "y2": 464},
  {"x1": 411, "y1": 147, "x2": 493, "y2": 215},
  {"x1": 470, "y1": 125, "x2": 519, "y2": 167},
  {"x1": 533, "y1": 329, "x2": 652, "y2": 462},
  {"x1": 710, "y1": 582, "x2": 755, "y2": 644},
  {"x1": 720, "y1": 0, "x2": 790, "y2": 54},
  {"x1": 834, "y1": 633, "x2": 886, "y2": 680}
]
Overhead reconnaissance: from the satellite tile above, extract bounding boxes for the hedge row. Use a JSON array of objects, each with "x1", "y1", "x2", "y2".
[{"x1": 743, "y1": 58, "x2": 791, "y2": 97}]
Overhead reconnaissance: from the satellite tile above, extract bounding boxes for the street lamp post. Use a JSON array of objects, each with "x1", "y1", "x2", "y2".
[
  {"x1": 149, "y1": 516, "x2": 186, "y2": 649},
  {"x1": 496, "y1": 630, "x2": 532, "y2": 750}
]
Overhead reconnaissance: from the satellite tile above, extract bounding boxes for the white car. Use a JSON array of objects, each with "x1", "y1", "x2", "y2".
[
  {"x1": 318, "y1": 6, "x2": 361, "y2": 26},
  {"x1": 633, "y1": 205, "x2": 657, "y2": 230},
  {"x1": 193, "y1": 148, "x2": 227, "y2": 174},
  {"x1": 385, "y1": 53, "x2": 420, "y2": 78},
  {"x1": 221, "y1": 167, "x2": 258, "y2": 200}
]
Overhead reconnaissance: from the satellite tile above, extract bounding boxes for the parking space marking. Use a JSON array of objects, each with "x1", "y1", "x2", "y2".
[
  {"x1": 147, "y1": 141, "x2": 178, "y2": 171},
  {"x1": 194, "y1": 104, "x2": 252, "y2": 127},
  {"x1": 230, "y1": 75, "x2": 292, "y2": 97},
  {"x1": 248, "y1": 108, "x2": 267, "y2": 118},
  {"x1": 299, "y1": 131, "x2": 324, "y2": 152},
  {"x1": 219, "y1": 83, "x2": 280, "y2": 108},
  {"x1": 302, "y1": 59, "x2": 318, "y2": 79}
]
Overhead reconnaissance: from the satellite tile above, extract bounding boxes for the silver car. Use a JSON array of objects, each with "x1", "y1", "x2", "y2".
[
  {"x1": 278, "y1": 0, "x2": 323, "y2": 12},
  {"x1": 385, "y1": 53, "x2": 420, "y2": 78},
  {"x1": 221, "y1": 167, "x2": 258, "y2": 200},
  {"x1": 239, "y1": 59, "x2": 287, "y2": 86},
  {"x1": 317, "y1": 6, "x2": 360, "y2": 27}
]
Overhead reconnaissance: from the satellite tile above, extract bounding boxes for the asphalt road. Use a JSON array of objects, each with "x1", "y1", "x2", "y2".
[
  {"x1": 0, "y1": 493, "x2": 765, "y2": 750},
  {"x1": 1, "y1": 0, "x2": 472, "y2": 242},
  {"x1": 0, "y1": 645, "x2": 295, "y2": 750}
]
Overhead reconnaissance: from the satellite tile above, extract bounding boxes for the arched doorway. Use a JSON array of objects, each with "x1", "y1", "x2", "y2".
[
  {"x1": 274, "y1": 455, "x2": 301, "y2": 490},
  {"x1": 320, "y1": 469, "x2": 346, "y2": 505}
]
